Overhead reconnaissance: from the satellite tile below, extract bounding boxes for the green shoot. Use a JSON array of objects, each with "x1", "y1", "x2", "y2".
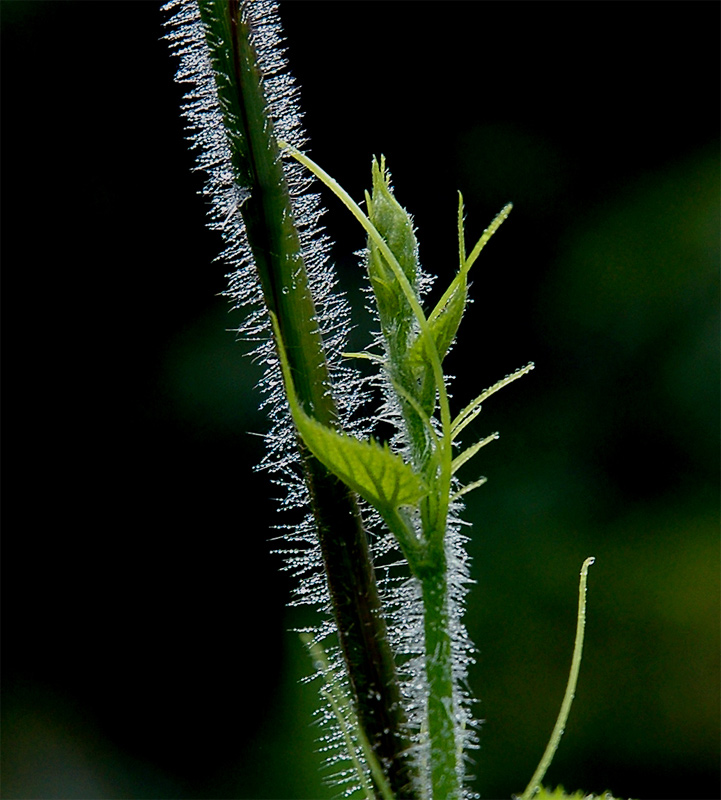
[{"x1": 520, "y1": 557, "x2": 596, "y2": 800}]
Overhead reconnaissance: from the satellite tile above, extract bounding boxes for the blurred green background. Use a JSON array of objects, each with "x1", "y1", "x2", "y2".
[{"x1": 2, "y1": 2, "x2": 718, "y2": 799}]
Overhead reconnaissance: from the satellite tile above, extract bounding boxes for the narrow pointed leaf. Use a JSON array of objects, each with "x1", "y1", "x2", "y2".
[
  {"x1": 464, "y1": 202, "x2": 513, "y2": 272},
  {"x1": 452, "y1": 362, "x2": 535, "y2": 440},
  {"x1": 342, "y1": 350, "x2": 386, "y2": 364},
  {"x1": 451, "y1": 432, "x2": 498, "y2": 475},
  {"x1": 457, "y1": 191, "x2": 467, "y2": 266},
  {"x1": 408, "y1": 202, "x2": 513, "y2": 372},
  {"x1": 450, "y1": 476, "x2": 487, "y2": 503},
  {"x1": 408, "y1": 273, "x2": 467, "y2": 369}
]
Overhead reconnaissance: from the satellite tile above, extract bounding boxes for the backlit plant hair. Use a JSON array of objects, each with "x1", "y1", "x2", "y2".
[{"x1": 163, "y1": 3, "x2": 601, "y2": 799}]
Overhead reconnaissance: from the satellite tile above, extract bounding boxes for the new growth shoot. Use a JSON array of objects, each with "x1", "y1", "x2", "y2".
[{"x1": 520, "y1": 557, "x2": 596, "y2": 800}]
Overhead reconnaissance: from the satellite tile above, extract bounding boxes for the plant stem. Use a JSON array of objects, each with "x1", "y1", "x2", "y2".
[
  {"x1": 421, "y1": 556, "x2": 461, "y2": 800},
  {"x1": 194, "y1": 2, "x2": 416, "y2": 795},
  {"x1": 519, "y1": 557, "x2": 596, "y2": 800}
]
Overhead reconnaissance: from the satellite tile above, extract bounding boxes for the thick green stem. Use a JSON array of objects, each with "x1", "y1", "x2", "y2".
[
  {"x1": 194, "y1": 2, "x2": 416, "y2": 795},
  {"x1": 421, "y1": 557, "x2": 461, "y2": 800}
]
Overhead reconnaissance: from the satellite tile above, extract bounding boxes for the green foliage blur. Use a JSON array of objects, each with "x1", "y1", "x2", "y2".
[{"x1": 2, "y1": 2, "x2": 718, "y2": 799}]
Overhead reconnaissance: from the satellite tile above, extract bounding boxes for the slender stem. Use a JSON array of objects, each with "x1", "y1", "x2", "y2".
[
  {"x1": 519, "y1": 557, "x2": 596, "y2": 800},
  {"x1": 421, "y1": 560, "x2": 461, "y2": 800}
]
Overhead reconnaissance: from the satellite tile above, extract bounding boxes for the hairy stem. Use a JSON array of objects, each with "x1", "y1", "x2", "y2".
[
  {"x1": 421, "y1": 555, "x2": 461, "y2": 800},
  {"x1": 195, "y1": 1, "x2": 416, "y2": 794}
]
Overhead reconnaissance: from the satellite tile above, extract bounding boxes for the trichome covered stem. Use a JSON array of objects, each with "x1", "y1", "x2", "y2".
[{"x1": 183, "y1": 1, "x2": 416, "y2": 795}]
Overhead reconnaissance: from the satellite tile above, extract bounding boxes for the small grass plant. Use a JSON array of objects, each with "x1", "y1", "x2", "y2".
[{"x1": 164, "y1": 2, "x2": 621, "y2": 798}]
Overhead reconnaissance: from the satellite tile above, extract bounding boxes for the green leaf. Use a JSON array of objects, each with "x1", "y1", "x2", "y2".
[
  {"x1": 450, "y1": 476, "x2": 487, "y2": 503},
  {"x1": 451, "y1": 362, "x2": 535, "y2": 441},
  {"x1": 464, "y1": 201, "x2": 514, "y2": 273},
  {"x1": 407, "y1": 199, "x2": 514, "y2": 379},
  {"x1": 342, "y1": 350, "x2": 385, "y2": 364},
  {"x1": 408, "y1": 275, "x2": 467, "y2": 371},
  {"x1": 294, "y1": 405, "x2": 427, "y2": 511},
  {"x1": 427, "y1": 193, "x2": 470, "y2": 358},
  {"x1": 429, "y1": 277, "x2": 468, "y2": 359},
  {"x1": 451, "y1": 432, "x2": 498, "y2": 475},
  {"x1": 272, "y1": 312, "x2": 427, "y2": 514}
]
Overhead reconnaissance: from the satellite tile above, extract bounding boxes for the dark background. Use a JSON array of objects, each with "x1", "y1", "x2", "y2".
[{"x1": 2, "y1": 2, "x2": 719, "y2": 799}]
